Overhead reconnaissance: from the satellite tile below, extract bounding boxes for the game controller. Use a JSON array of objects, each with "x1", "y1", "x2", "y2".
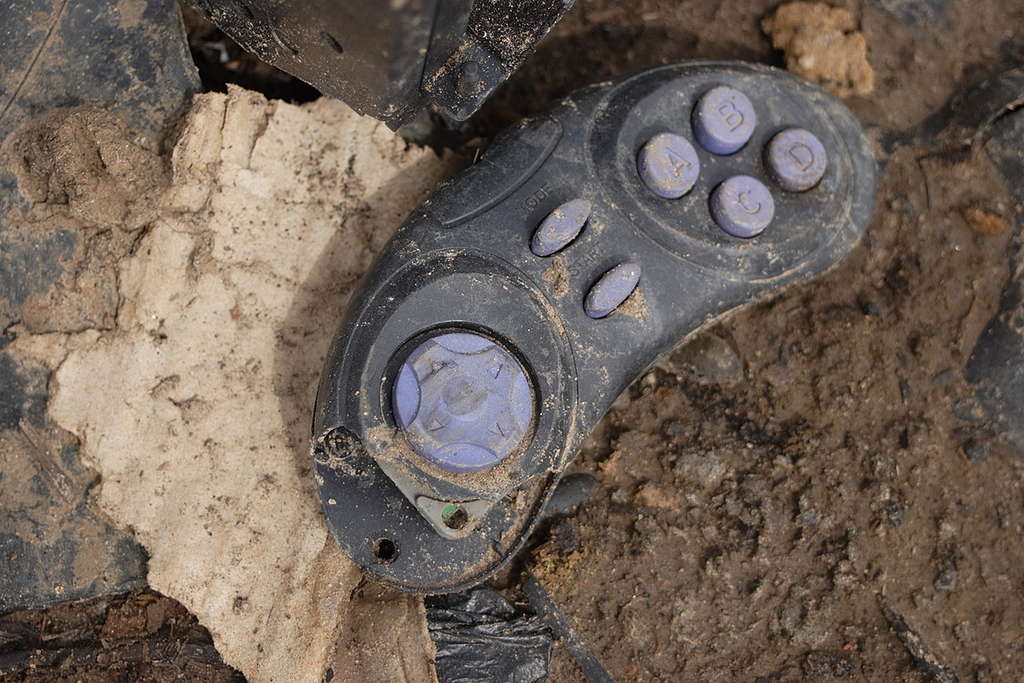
[{"x1": 311, "y1": 61, "x2": 877, "y2": 593}]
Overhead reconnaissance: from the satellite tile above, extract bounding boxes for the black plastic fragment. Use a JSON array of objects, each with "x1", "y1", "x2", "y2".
[
  {"x1": 878, "y1": 600, "x2": 959, "y2": 683},
  {"x1": 962, "y1": 71, "x2": 1024, "y2": 455},
  {"x1": 0, "y1": 0, "x2": 198, "y2": 612},
  {"x1": 873, "y1": 0, "x2": 948, "y2": 24},
  {"x1": 191, "y1": 0, "x2": 574, "y2": 128},
  {"x1": 523, "y1": 575, "x2": 613, "y2": 683},
  {"x1": 541, "y1": 473, "x2": 597, "y2": 520},
  {"x1": 427, "y1": 587, "x2": 552, "y2": 683}
]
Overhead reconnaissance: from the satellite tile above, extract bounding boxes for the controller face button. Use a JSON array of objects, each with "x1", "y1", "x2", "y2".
[
  {"x1": 766, "y1": 127, "x2": 828, "y2": 192},
  {"x1": 637, "y1": 133, "x2": 701, "y2": 199},
  {"x1": 710, "y1": 175, "x2": 775, "y2": 238},
  {"x1": 531, "y1": 198, "x2": 592, "y2": 256},
  {"x1": 585, "y1": 263, "x2": 642, "y2": 319},
  {"x1": 391, "y1": 332, "x2": 534, "y2": 472},
  {"x1": 692, "y1": 86, "x2": 757, "y2": 155}
]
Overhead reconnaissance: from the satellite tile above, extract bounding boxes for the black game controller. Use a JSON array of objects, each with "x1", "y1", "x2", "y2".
[{"x1": 312, "y1": 61, "x2": 877, "y2": 593}]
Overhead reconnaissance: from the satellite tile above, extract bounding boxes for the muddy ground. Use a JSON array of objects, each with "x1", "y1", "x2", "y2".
[
  {"x1": 502, "y1": 1, "x2": 1024, "y2": 680},
  {"x1": 0, "y1": 591, "x2": 243, "y2": 681},
  {"x1": 3, "y1": 0, "x2": 1024, "y2": 680}
]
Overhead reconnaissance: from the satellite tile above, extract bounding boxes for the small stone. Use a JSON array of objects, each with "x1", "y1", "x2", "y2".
[
  {"x1": 963, "y1": 438, "x2": 987, "y2": 462},
  {"x1": 934, "y1": 559, "x2": 958, "y2": 592},
  {"x1": 762, "y1": 2, "x2": 875, "y2": 98},
  {"x1": 885, "y1": 503, "x2": 905, "y2": 527},
  {"x1": 674, "y1": 333, "x2": 744, "y2": 386},
  {"x1": 803, "y1": 650, "x2": 855, "y2": 678},
  {"x1": 635, "y1": 483, "x2": 681, "y2": 512},
  {"x1": 962, "y1": 205, "x2": 1009, "y2": 236},
  {"x1": 662, "y1": 420, "x2": 689, "y2": 440},
  {"x1": 932, "y1": 368, "x2": 958, "y2": 388},
  {"x1": 952, "y1": 397, "x2": 986, "y2": 424},
  {"x1": 858, "y1": 299, "x2": 881, "y2": 316}
]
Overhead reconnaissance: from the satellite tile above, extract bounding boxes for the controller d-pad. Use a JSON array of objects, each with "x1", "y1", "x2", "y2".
[{"x1": 392, "y1": 332, "x2": 534, "y2": 472}]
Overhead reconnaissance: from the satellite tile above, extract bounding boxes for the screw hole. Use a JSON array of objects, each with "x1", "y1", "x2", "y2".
[
  {"x1": 443, "y1": 507, "x2": 469, "y2": 530},
  {"x1": 372, "y1": 538, "x2": 398, "y2": 564}
]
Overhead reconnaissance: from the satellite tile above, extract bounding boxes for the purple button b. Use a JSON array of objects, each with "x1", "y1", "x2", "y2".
[{"x1": 692, "y1": 86, "x2": 757, "y2": 155}]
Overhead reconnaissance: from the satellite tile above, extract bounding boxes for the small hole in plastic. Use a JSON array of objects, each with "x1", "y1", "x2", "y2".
[{"x1": 373, "y1": 538, "x2": 398, "y2": 563}]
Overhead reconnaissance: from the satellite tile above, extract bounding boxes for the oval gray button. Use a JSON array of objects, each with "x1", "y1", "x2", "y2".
[
  {"x1": 585, "y1": 263, "x2": 641, "y2": 319},
  {"x1": 531, "y1": 198, "x2": 592, "y2": 256}
]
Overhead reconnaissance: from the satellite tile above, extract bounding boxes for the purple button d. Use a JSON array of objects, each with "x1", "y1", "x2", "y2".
[
  {"x1": 391, "y1": 332, "x2": 534, "y2": 472},
  {"x1": 766, "y1": 128, "x2": 828, "y2": 192},
  {"x1": 692, "y1": 86, "x2": 757, "y2": 155},
  {"x1": 710, "y1": 175, "x2": 775, "y2": 238}
]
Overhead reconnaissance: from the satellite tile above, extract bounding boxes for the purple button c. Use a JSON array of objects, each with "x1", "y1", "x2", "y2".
[{"x1": 709, "y1": 175, "x2": 775, "y2": 238}]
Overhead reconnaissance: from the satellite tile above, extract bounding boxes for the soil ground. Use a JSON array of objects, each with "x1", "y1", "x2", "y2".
[
  {"x1": 500, "y1": 1, "x2": 1024, "y2": 680},
  {"x1": 4, "y1": 0, "x2": 1024, "y2": 681},
  {"x1": 0, "y1": 591, "x2": 242, "y2": 680}
]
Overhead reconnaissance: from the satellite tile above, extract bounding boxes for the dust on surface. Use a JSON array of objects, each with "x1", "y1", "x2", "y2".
[
  {"x1": 762, "y1": 1, "x2": 875, "y2": 97},
  {"x1": 2, "y1": 107, "x2": 167, "y2": 333},
  {"x1": 541, "y1": 254, "x2": 571, "y2": 298},
  {"x1": 9, "y1": 86, "x2": 458, "y2": 682},
  {"x1": 616, "y1": 286, "x2": 648, "y2": 320}
]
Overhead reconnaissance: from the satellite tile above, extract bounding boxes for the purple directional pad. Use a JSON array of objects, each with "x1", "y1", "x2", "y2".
[{"x1": 391, "y1": 332, "x2": 534, "y2": 472}]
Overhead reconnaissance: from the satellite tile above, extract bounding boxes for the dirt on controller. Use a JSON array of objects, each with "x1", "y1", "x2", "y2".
[{"x1": 311, "y1": 61, "x2": 877, "y2": 594}]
